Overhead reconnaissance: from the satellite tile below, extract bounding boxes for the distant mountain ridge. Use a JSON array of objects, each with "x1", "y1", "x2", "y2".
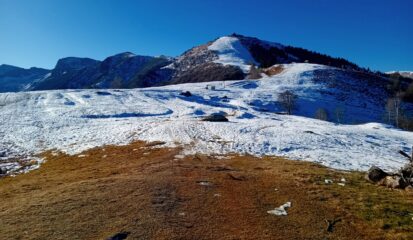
[
  {"x1": 0, "y1": 64, "x2": 50, "y2": 92},
  {"x1": 0, "y1": 33, "x2": 399, "y2": 93},
  {"x1": 386, "y1": 71, "x2": 413, "y2": 80}
]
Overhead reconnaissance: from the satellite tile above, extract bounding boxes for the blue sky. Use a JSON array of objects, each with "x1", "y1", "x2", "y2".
[{"x1": 0, "y1": 0, "x2": 412, "y2": 71}]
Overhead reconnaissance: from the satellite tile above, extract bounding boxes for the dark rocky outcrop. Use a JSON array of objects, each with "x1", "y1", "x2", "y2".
[
  {"x1": 366, "y1": 166, "x2": 389, "y2": 183},
  {"x1": 179, "y1": 91, "x2": 192, "y2": 97},
  {"x1": 202, "y1": 113, "x2": 229, "y2": 122},
  {"x1": 366, "y1": 162, "x2": 413, "y2": 190},
  {"x1": 171, "y1": 62, "x2": 244, "y2": 85}
]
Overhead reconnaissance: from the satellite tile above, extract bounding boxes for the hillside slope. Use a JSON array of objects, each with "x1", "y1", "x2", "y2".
[{"x1": 0, "y1": 63, "x2": 411, "y2": 174}]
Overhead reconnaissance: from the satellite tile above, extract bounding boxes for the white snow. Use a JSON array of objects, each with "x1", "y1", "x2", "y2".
[
  {"x1": 267, "y1": 202, "x2": 292, "y2": 216},
  {"x1": 386, "y1": 71, "x2": 413, "y2": 79},
  {"x1": 0, "y1": 63, "x2": 412, "y2": 174},
  {"x1": 208, "y1": 36, "x2": 258, "y2": 72}
]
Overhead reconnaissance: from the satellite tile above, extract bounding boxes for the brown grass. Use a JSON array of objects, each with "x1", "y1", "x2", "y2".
[
  {"x1": 263, "y1": 65, "x2": 284, "y2": 76},
  {"x1": 0, "y1": 141, "x2": 413, "y2": 239}
]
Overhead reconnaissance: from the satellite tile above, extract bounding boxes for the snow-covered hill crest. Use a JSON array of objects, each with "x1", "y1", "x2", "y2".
[{"x1": 208, "y1": 36, "x2": 258, "y2": 72}]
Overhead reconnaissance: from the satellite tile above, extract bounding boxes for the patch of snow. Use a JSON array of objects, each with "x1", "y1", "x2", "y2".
[
  {"x1": 198, "y1": 181, "x2": 212, "y2": 186},
  {"x1": 386, "y1": 71, "x2": 413, "y2": 79},
  {"x1": 267, "y1": 202, "x2": 292, "y2": 216},
  {"x1": 325, "y1": 179, "x2": 334, "y2": 184},
  {"x1": 208, "y1": 36, "x2": 258, "y2": 72},
  {"x1": 174, "y1": 154, "x2": 185, "y2": 159}
]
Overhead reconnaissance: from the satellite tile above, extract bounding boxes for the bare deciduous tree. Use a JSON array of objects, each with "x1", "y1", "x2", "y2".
[
  {"x1": 334, "y1": 106, "x2": 345, "y2": 124},
  {"x1": 278, "y1": 90, "x2": 297, "y2": 115},
  {"x1": 385, "y1": 93, "x2": 402, "y2": 128},
  {"x1": 315, "y1": 108, "x2": 328, "y2": 121},
  {"x1": 247, "y1": 64, "x2": 261, "y2": 79}
]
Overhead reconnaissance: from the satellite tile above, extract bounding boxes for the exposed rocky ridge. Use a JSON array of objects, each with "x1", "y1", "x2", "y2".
[{"x1": 31, "y1": 54, "x2": 172, "y2": 90}]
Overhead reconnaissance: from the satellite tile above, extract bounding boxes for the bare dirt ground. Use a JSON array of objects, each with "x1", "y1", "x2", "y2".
[{"x1": 1, "y1": 141, "x2": 413, "y2": 240}]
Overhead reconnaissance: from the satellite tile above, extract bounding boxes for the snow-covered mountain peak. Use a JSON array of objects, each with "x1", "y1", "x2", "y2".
[{"x1": 208, "y1": 36, "x2": 258, "y2": 72}]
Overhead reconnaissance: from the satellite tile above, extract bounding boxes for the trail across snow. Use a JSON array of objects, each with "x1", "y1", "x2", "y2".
[{"x1": 0, "y1": 63, "x2": 412, "y2": 173}]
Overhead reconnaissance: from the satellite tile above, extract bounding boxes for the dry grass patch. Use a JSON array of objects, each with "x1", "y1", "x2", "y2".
[
  {"x1": 263, "y1": 65, "x2": 284, "y2": 76},
  {"x1": 0, "y1": 142, "x2": 412, "y2": 239}
]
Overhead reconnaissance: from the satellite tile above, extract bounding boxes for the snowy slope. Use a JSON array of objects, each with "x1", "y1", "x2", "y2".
[
  {"x1": 208, "y1": 36, "x2": 258, "y2": 72},
  {"x1": 1, "y1": 63, "x2": 412, "y2": 175}
]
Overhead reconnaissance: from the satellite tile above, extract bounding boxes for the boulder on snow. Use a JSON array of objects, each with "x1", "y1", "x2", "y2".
[
  {"x1": 366, "y1": 166, "x2": 389, "y2": 183},
  {"x1": 179, "y1": 91, "x2": 192, "y2": 97},
  {"x1": 202, "y1": 113, "x2": 228, "y2": 122}
]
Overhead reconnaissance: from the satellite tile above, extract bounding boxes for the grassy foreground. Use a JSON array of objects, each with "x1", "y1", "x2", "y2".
[{"x1": 0, "y1": 141, "x2": 412, "y2": 239}]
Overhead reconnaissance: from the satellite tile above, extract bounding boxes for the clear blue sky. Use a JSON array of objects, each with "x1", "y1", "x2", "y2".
[{"x1": 1, "y1": 0, "x2": 412, "y2": 71}]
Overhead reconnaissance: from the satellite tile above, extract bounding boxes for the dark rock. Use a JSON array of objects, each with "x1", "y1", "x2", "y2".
[
  {"x1": 179, "y1": 91, "x2": 192, "y2": 97},
  {"x1": 207, "y1": 166, "x2": 235, "y2": 172},
  {"x1": 326, "y1": 218, "x2": 342, "y2": 233},
  {"x1": 96, "y1": 91, "x2": 112, "y2": 96},
  {"x1": 366, "y1": 166, "x2": 389, "y2": 183},
  {"x1": 400, "y1": 164, "x2": 413, "y2": 179},
  {"x1": 228, "y1": 173, "x2": 247, "y2": 181},
  {"x1": 303, "y1": 130, "x2": 316, "y2": 134},
  {"x1": 145, "y1": 141, "x2": 166, "y2": 147},
  {"x1": 107, "y1": 232, "x2": 130, "y2": 240},
  {"x1": 202, "y1": 113, "x2": 228, "y2": 122}
]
